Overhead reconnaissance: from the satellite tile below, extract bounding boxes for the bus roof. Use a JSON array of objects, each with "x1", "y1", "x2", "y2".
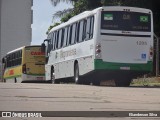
[
  {"x1": 49, "y1": 8, "x2": 101, "y2": 33},
  {"x1": 6, "y1": 45, "x2": 41, "y2": 55},
  {"x1": 49, "y1": 6, "x2": 151, "y2": 34}
]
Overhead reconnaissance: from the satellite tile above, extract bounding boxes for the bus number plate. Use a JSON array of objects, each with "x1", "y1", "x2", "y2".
[{"x1": 120, "y1": 67, "x2": 130, "y2": 70}]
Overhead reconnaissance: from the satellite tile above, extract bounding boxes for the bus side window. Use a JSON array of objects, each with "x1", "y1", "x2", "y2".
[
  {"x1": 20, "y1": 50, "x2": 22, "y2": 58},
  {"x1": 9, "y1": 54, "x2": 12, "y2": 67},
  {"x1": 47, "y1": 33, "x2": 52, "y2": 53},
  {"x1": 14, "y1": 52, "x2": 17, "y2": 66},
  {"x1": 85, "y1": 16, "x2": 94, "y2": 40},
  {"x1": 51, "y1": 32, "x2": 54, "y2": 50},
  {"x1": 2, "y1": 57, "x2": 6, "y2": 69},
  {"x1": 90, "y1": 16, "x2": 94, "y2": 39},
  {"x1": 13, "y1": 53, "x2": 16, "y2": 66},
  {"x1": 86, "y1": 17, "x2": 91, "y2": 40},
  {"x1": 71, "y1": 23, "x2": 77, "y2": 45},
  {"x1": 19, "y1": 50, "x2": 22, "y2": 65},
  {"x1": 83, "y1": 19, "x2": 87, "y2": 40},
  {"x1": 61, "y1": 28, "x2": 65, "y2": 48},
  {"x1": 17, "y1": 50, "x2": 22, "y2": 66},
  {"x1": 54, "y1": 31, "x2": 57, "y2": 50},
  {"x1": 77, "y1": 20, "x2": 85, "y2": 43},
  {"x1": 67, "y1": 25, "x2": 72, "y2": 46},
  {"x1": 63, "y1": 26, "x2": 69, "y2": 47},
  {"x1": 55, "y1": 30, "x2": 59, "y2": 49},
  {"x1": 7, "y1": 55, "x2": 10, "y2": 67},
  {"x1": 11, "y1": 53, "x2": 14, "y2": 66},
  {"x1": 58, "y1": 29, "x2": 62, "y2": 49}
]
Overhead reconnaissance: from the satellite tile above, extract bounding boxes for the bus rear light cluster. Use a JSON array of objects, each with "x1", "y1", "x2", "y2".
[
  {"x1": 150, "y1": 51, "x2": 153, "y2": 56},
  {"x1": 96, "y1": 49, "x2": 101, "y2": 53},
  {"x1": 149, "y1": 46, "x2": 153, "y2": 61},
  {"x1": 96, "y1": 44, "x2": 101, "y2": 48},
  {"x1": 22, "y1": 64, "x2": 26, "y2": 74},
  {"x1": 96, "y1": 44, "x2": 101, "y2": 58}
]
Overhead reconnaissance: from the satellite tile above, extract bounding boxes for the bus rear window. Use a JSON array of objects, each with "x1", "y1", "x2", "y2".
[
  {"x1": 101, "y1": 11, "x2": 151, "y2": 32},
  {"x1": 25, "y1": 47, "x2": 45, "y2": 63}
]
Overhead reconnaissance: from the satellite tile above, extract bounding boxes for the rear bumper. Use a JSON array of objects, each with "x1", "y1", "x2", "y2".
[
  {"x1": 22, "y1": 74, "x2": 45, "y2": 81},
  {"x1": 94, "y1": 59, "x2": 153, "y2": 72}
]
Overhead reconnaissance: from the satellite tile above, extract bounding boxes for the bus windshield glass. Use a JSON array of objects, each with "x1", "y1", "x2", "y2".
[{"x1": 101, "y1": 11, "x2": 151, "y2": 32}]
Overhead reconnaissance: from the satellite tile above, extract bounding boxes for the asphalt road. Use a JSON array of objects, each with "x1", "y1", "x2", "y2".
[{"x1": 0, "y1": 83, "x2": 159, "y2": 120}]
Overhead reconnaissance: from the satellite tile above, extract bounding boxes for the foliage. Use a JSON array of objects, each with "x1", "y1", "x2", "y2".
[
  {"x1": 50, "y1": 0, "x2": 74, "y2": 6},
  {"x1": 52, "y1": 8, "x2": 73, "y2": 20},
  {"x1": 61, "y1": 12, "x2": 74, "y2": 22},
  {"x1": 49, "y1": 0, "x2": 160, "y2": 35},
  {"x1": 101, "y1": 0, "x2": 124, "y2": 6},
  {"x1": 46, "y1": 22, "x2": 60, "y2": 34}
]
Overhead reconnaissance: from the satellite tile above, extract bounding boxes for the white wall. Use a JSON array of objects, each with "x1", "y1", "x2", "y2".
[{"x1": 0, "y1": 0, "x2": 33, "y2": 81}]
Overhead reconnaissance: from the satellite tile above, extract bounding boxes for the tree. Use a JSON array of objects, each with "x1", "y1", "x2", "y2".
[
  {"x1": 48, "y1": 0, "x2": 160, "y2": 35},
  {"x1": 50, "y1": 0, "x2": 74, "y2": 19},
  {"x1": 50, "y1": 0, "x2": 74, "y2": 6},
  {"x1": 46, "y1": 22, "x2": 60, "y2": 34}
]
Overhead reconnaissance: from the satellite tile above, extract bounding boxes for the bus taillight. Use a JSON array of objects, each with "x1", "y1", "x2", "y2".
[
  {"x1": 96, "y1": 44, "x2": 101, "y2": 58},
  {"x1": 149, "y1": 46, "x2": 153, "y2": 61},
  {"x1": 22, "y1": 64, "x2": 26, "y2": 74}
]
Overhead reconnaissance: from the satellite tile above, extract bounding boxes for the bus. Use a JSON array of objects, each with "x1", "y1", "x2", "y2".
[
  {"x1": 41, "y1": 6, "x2": 153, "y2": 86},
  {"x1": 2, "y1": 46, "x2": 45, "y2": 83}
]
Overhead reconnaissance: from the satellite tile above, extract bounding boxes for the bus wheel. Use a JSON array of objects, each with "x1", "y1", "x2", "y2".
[
  {"x1": 74, "y1": 63, "x2": 81, "y2": 84},
  {"x1": 51, "y1": 68, "x2": 59, "y2": 84}
]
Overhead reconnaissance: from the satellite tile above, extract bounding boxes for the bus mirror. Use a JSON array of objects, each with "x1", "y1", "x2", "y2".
[{"x1": 41, "y1": 43, "x2": 46, "y2": 53}]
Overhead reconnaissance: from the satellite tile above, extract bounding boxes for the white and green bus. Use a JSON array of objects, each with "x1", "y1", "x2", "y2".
[{"x1": 42, "y1": 6, "x2": 153, "y2": 86}]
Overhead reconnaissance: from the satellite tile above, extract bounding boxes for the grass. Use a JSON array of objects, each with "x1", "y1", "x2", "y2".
[{"x1": 131, "y1": 77, "x2": 160, "y2": 87}]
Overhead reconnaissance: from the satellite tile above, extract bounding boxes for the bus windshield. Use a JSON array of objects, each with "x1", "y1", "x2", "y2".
[{"x1": 101, "y1": 11, "x2": 151, "y2": 32}]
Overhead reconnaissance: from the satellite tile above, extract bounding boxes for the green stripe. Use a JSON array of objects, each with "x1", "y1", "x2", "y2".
[
  {"x1": 94, "y1": 59, "x2": 152, "y2": 71},
  {"x1": 4, "y1": 75, "x2": 21, "y2": 79},
  {"x1": 27, "y1": 73, "x2": 45, "y2": 76}
]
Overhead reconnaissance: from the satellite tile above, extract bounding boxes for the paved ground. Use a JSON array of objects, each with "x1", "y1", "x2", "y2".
[{"x1": 0, "y1": 83, "x2": 159, "y2": 120}]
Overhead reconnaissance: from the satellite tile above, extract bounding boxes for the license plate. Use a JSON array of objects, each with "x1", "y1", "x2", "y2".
[{"x1": 120, "y1": 67, "x2": 130, "y2": 70}]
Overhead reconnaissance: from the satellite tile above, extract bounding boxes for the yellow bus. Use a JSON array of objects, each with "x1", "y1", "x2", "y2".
[{"x1": 2, "y1": 46, "x2": 45, "y2": 83}]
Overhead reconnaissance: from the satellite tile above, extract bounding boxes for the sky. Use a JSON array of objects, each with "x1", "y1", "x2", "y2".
[{"x1": 31, "y1": 0, "x2": 73, "y2": 45}]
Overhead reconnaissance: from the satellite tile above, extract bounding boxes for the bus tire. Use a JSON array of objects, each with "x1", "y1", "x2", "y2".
[
  {"x1": 74, "y1": 63, "x2": 81, "y2": 84},
  {"x1": 51, "y1": 67, "x2": 59, "y2": 84}
]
